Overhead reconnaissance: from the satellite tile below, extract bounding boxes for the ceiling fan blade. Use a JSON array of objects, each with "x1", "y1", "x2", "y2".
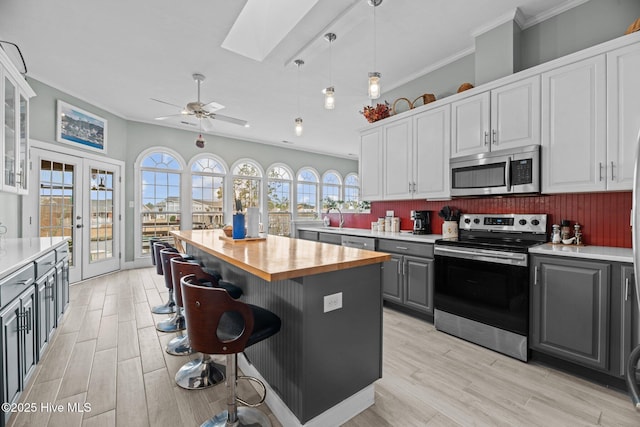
[
  {"x1": 210, "y1": 113, "x2": 248, "y2": 127},
  {"x1": 200, "y1": 118, "x2": 214, "y2": 132},
  {"x1": 202, "y1": 100, "x2": 225, "y2": 112},
  {"x1": 150, "y1": 98, "x2": 184, "y2": 109},
  {"x1": 155, "y1": 114, "x2": 184, "y2": 121}
]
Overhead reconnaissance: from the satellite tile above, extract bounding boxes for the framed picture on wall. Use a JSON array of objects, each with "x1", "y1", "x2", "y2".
[{"x1": 56, "y1": 100, "x2": 107, "y2": 152}]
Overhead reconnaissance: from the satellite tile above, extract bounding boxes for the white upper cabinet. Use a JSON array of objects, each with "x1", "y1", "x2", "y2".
[
  {"x1": 1, "y1": 49, "x2": 34, "y2": 195},
  {"x1": 606, "y1": 43, "x2": 640, "y2": 191},
  {"x1": 383, "y1": 120, "x2": 413, "y2": 200},
  {"x1": 413, "y1": 105, "x2": 450, "y2": 199},
  {"x1": 541, "y1": 55, "x2": 607, "y2": 193},
  {"x1": 451, "y1": 75, "x2": 540, "y2": 158},
  {"x1": 359, "y1": 128, "x2": 383, "y2": 201}
]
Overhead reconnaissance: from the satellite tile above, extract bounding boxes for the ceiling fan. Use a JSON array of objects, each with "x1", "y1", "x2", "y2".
[{"x1": 152, "y1": 73, "x2": 248, "y2": 131}]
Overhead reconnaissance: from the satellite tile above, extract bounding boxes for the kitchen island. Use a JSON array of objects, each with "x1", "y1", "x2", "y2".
[{"x1": 170, "y1": 230, "x2": 390, "y2": 426}]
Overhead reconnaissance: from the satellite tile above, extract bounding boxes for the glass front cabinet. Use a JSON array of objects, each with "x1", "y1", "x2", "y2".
[{"x1": 1, "y1": 48, "x2": 35, "y2": 195}]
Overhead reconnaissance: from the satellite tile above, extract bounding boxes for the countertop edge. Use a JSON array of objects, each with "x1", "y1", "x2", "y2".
[
  {"x1": 297, "y1": 226, "x2": 441, "y2": 244},
  {"x1": 529, "y1": 243, "x2": 633, "y2": 264},
  {"x1": 0, "y1": 237, "x2": 70, "y2": 278}
]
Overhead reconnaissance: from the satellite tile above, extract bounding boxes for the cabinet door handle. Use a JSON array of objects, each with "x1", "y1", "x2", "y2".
[
  {"x1": 534, "y1": 266, "x2": 539, "y2": 285},
  {"x1": 492, "y1": 129, "x2": 497, "y2": 144},
  {"x1": 397, "y1": 260, "x2": 401, "y2": 275},
  {"x1": 625, "y1": 277, "x2": 630, "y2": 301},
  {"x1": 412, "y1": 182, "x2": 416, "y2": 192},
  {"x1": 409, "y1": 182, "x2": 412, "y2": 193},
  {"x1": 395, "y1": 246, "x2": 408, "y2": 250},
  {"x1": 484, "y1": 131, "x2": 489, "y2": 146},
  {"x1": 611, "y1": 161, "x2": 615, "y2": 181},
  {"x1": 599, "y1": 163, "x2": 604, "y2": 181}
]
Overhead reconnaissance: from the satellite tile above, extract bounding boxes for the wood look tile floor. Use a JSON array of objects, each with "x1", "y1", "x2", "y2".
[{"x1": 7, "y1": 267, "x2": 640, "y2": 427}]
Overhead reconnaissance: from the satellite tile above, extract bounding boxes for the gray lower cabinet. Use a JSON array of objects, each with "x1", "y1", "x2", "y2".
[
  {"x1": 36, "y1": 268, "x2": 56, "y2": 357},
  {"x1": 530, "y1": 255, "x2": 634, "y2": 377},
  {"x1": 297, "y1": 230, "x2": 318, "y2": 241},
  {"x1": 379, "y1": 239, "x2": 434, "y2": 315},
  {"x1": 0, "y1": 283, "x2": 36, "y2": 419},
  {"x1": 318, "y1": 232, "x2": 342, "y2": 245}
]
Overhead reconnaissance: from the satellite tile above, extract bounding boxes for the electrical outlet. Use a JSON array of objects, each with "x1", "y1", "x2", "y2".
[
  {"x1": 386, "y1": 210, "x2": 394, "y2": 217},
  {"x1": 323, "y1": 292, "x2": 343, "y2": 313}
]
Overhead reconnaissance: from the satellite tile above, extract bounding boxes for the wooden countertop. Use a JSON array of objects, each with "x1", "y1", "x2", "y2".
[{"x1": 171, "y1": 229, "x2": 390, "y2": 282}]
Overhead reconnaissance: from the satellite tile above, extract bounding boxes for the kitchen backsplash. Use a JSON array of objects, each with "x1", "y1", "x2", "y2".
[{"x1": 324, "y1": 192, "x2": 632, "y2": 248}]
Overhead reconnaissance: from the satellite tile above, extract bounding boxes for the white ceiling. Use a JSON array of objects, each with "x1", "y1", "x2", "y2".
[{"x1": 0, "y1": 0, "x2": 581, "y2": 159}]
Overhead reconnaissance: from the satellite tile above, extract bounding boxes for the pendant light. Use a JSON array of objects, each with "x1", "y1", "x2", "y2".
[
  {"x1": 294, "y1": 59, "x2": 304, "y2": 136},
  {"x1": 323, "y1": 32, "x2": 336, "y2": 110},
  {"x1": 368, "y1": 0, "x2": 382, "y2": 100}
]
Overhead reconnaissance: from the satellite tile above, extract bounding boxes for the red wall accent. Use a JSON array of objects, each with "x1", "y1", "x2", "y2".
[{"x1": 324, "y1": 192, "x2": 632, "y2": 248}]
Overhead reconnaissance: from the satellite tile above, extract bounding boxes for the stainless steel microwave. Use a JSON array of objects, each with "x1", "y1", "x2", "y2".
[{"x1": 450, "y1": 145, "x2": 540, "y2": 197}]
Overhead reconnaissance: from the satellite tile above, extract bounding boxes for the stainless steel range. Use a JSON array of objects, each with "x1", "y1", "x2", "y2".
[{"x1": 433, "y1": 213, "x2": 547, "y2": 361}]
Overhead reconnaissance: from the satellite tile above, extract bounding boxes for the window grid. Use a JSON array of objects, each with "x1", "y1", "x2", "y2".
[
  {"x1": 267, "y1": 166, "x2": 292, "y2": 236},
  {"x1": 233, "y1": 161, "x2": 262, "y2": 209},
  {"x1": 322, "y1": 172, "x2": 341, "y2": 210},
  {"x1": 297, "y1": 169, "x2": 318, "y2": 218},
  {"x1": 192, "y1": 157, "x2": 225, "y2": 229},
  {"x1": 344, "y1": 174, "x2": 360, "y2": 210}
]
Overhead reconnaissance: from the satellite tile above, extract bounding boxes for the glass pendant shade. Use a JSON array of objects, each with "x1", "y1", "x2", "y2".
[
  {"x1": 295, "y1": 117, "x2": 303, "y2": 136},
  {"x1": 368, "y1": 72, "x2": 381, "y2": 99},
  {"x1": 324, "y1": 87, "x2": 335, "y2": 110}
]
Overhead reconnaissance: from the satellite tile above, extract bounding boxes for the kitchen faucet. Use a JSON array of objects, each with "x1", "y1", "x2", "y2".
[{"x1": 326, "y1": 207, "x2": 344, "y2": 228}]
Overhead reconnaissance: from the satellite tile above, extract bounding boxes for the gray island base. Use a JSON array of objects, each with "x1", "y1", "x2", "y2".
[{"x1": 187, "y1": 243, "x2": 383, "y2": 426}]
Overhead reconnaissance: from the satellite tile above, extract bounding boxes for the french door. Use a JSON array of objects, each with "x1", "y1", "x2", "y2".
[{"x1": 23, "y1": 148, "x2": 121, "y2": 283}]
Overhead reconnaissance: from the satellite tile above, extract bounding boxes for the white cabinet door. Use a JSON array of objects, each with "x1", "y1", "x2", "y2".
[
  {"x1": 541, "y1": 55, "x2": 606, "y2": 193},
  {"x1": 413, "y1": 105, "x2": 451, "y2": 199},
  {"x1": 359, "y1": 128, "x2": 383, "y2": 200},
  {"x1": 383, "y1": 120, "x2": 413, "y2": 200},
  {"x1": 607, "y1": 44, "x2": 640, "y2": 191},
  {"x1": 451, "y1": 91, "x2": 490, "y2": 157},
  {"x1": 491, "y1": 75, "x2": 540, "y2": 150}
]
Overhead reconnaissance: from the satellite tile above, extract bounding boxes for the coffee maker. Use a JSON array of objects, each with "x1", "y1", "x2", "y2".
[{"x1": 410, "y1": 210, "x2": 431, "y2": 234}]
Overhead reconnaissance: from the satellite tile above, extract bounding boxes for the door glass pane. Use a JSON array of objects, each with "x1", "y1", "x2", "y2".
[
  {"x1": 4, "y1": 77, "x2": 16, "y2": 187},
  {"x1": 40, "y1": 160, "x2": 75, "y2": 265},
  {"x1": 90, "y1": 168, "x2": 114, "y2": 262},
  {"x1": 18, "y1": 94, "x2": 27, "y2": 190}
]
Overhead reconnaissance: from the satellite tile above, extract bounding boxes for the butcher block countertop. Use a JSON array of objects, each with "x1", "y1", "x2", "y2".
[{"x1": 171, "y1": 229, "x2": 391, "y2": 282}]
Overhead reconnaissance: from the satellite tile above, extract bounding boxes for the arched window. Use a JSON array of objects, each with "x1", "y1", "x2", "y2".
[
  {"x1": 191, "y1": 156, "x2": 226, "y2": 229},
  {"x1": 267, "y1": 165, "x2": 293, "y2": 235},
  {"x1": 297, "y1": 168, "x2": 319, "y2": 218},
  {"x1": 232, "y1": 160, "x2": 262, "y2": 210},
  {"x1": 344, "y1": 173, "x2": 360, "y2": 210},
  {"x1": 139, "y1": 151, "x2": 183, "y2": 255},
  {"x1": 321, "y1": 171, "x2": 342, "y2": 210}
]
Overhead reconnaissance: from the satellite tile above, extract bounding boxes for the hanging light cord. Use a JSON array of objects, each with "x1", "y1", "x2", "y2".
[
  {"x1": 373, "y1": 3, "x2": 377, "y2": 72},
  {"x1": 297, "y1": 62, "x2": 301, "y2": 116}
]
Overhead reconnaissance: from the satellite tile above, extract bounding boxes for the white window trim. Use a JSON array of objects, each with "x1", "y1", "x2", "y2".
[
  {"x1": 229, "y1": 158, "x2": 264, "y2": 221},
  {"x1": 295, "y1": 166, "x2": 320, "y2": 219},
  {"x1": 321, "y1": 169, "x2": 343, "y2": 209},
  {"x1": 134, "y1": 146, "x2": 186, "y2": 259},
  {"x1": 188, "y1": 153, "x2": 228, "y2": 229}
]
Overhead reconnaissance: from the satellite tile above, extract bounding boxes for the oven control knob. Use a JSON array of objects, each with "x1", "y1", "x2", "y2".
[
  {"x1": 464, "y1": 218, "x2": 471, "y2": 224},
  {"x1": 531, "y1": 219, "x2": 540, "y2": 226},
  {"x1": 473, "y1": 218, "x2": 480, "y2": 224},
  {"x1": 519, "y1": 219, "x2": 527, "y2": 226}
]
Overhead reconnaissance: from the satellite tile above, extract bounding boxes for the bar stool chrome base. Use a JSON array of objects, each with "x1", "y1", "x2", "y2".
[
  {"x1": 166, "y1": 334, "x2": 194, "y2": 356},
  {"x1": 151, "y1": 289, "x2": 176, "y2": 314},
  {"x1": 200, "y1": 407, "x2": 271, "y2": 427},
  {"x1": 175, "y1": 354, "x2": 225, "y2": 389},
  {"x1": 156, "y1": 313, "x2": 185, "y2": 333}
]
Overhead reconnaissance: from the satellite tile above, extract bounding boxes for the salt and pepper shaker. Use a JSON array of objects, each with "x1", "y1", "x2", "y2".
[
  {"x1": 560, "y1": 219, "x2": 571, "y2": 241},
  {"x1": 574, "y1": 223, "x2": 582, "y2": 245},
  {"x1": 551, "y1": 224, "x2": 561, "y2": 243}
]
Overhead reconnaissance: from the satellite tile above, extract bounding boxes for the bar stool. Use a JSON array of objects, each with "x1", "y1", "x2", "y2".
[
  {"x1": 180, "y1": 275, "x2": 281, "y2": 427},
  {"x1": 167, "y1": 259, "x2": 242, "y2": 355},
  {"x1": 151, "y1": 241, "x2": 176, "y2": 314},
  {"x1": 156, "y1": 248, "x2": 187, "y2": 333}
]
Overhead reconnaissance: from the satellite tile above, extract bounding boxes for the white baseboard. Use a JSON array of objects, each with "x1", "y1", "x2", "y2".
[
  {"x1": 238, "y1": 354, "x2": 375, "y2": 427},
  {"x1": 122, "y1": 258, "x2": 153, "y2": 270}
]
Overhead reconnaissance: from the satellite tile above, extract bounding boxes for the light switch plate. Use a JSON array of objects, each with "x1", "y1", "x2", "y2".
[{"x1": 323, "y1": 292, "x2": 343, "y2": 313}]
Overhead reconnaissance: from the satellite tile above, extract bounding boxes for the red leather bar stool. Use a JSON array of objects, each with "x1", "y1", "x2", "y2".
[
  {"x1": 167, "y1": 258, "x2": 242, "y2": 356},
  {"x1": 156, "y1": 248, "x2": 187, "y2": 333},
  {"x1": 151, "y1": 241, "x2": 176, "y2": 314},
  {"x1": 180, "y1": 275, "x2": 281, "y2": 427}
]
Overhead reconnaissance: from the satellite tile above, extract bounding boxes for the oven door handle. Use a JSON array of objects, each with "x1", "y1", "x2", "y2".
[{"x1": 434, "y1": 246, "x2": 527, "y2": 263}]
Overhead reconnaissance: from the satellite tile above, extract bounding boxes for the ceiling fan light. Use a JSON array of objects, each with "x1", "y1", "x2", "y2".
[
  {"x1": 368, "y1": 72, "x2": 381, "y2": 99},
  {"x1": 294, "y1": 117, "x2": 303, "y2": 136},
  {"x1": 324, "y1": 86, "x2": 335, "y2": 110},
  {"x1": 195, "y1": 133, "x2": 205, "y2": 148}
]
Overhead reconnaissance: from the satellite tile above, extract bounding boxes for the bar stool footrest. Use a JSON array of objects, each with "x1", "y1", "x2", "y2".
[
  {"x1": 200, "y1": 407, "x2": 271, "y2": 427},
  {"x1": 236, "y1": 376, "x2": 267, "y2": 407}
]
